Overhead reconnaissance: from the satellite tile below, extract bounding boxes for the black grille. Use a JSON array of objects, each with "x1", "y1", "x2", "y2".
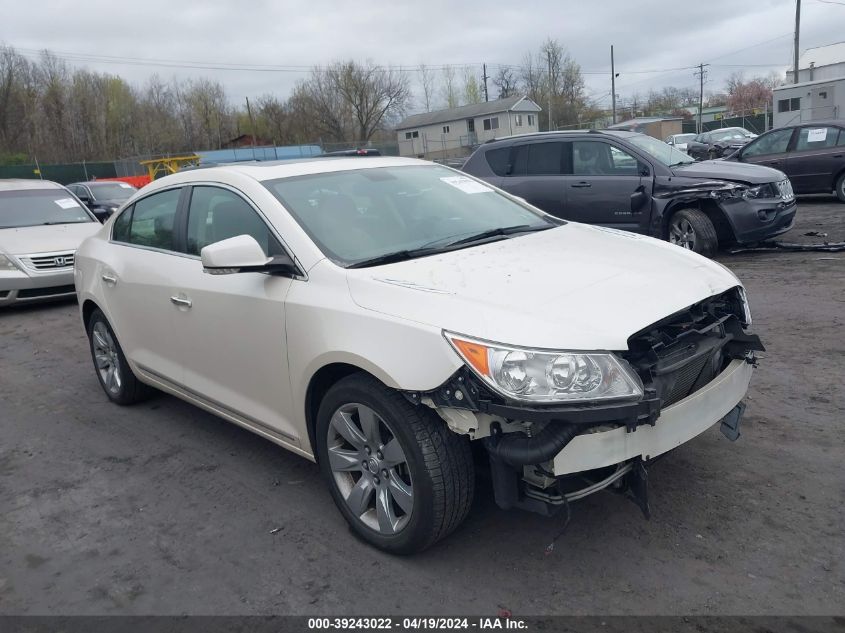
[
  {"x1": 662, "y1": 353, "x2": 713, "y2": 407},
  {"x1": 621, "y1": 290, "x2": 746, "y2": 409},
  {"x1": 17, "y1": 285, "x2": 76, "y2": 299}
]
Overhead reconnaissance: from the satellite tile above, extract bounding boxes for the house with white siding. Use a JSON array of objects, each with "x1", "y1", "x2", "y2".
[{"x1": 396, "y1": 96, "x2": 542, "y2": 159}]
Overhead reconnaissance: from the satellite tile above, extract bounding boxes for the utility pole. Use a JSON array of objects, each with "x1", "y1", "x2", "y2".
[
  {"x1": 611, "y1": 45, "x2": 617, "y2": 124},
  {"x1": 482, "y1": 63, "x2": 489, "y2": 102},
  {"x1": 547, "y1": 50, "x2": 553, "y2": 131},
  {"x1": 793, "y1": 0, "x2": 801, "y2": 84},
  {"x1": 694, "y1": 63, "x2": 709, "y2": 134}
]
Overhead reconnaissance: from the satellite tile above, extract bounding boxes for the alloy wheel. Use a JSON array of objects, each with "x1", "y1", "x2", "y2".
[
  {"x1": 326, "y1": 403, "x2": 413, "y2": 535},
  {"x1": 669, "y1": 217, "x2": 697, "y2": 250},
  {"x1": 92, "y1": 321, "x2": 122, "y2": 395}
]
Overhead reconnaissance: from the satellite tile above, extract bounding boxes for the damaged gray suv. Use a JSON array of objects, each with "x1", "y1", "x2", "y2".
[{"x1": 462, "y1": 130, "x2": 797, "y2": 255}]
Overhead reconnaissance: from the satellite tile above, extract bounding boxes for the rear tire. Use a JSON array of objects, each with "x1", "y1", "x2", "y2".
[
  {"x1": 87, "y1": 308, "x2": 152, "y2": 405},
  {"x1": 315, "y1": 373, "x2": 474, "y2": 554},
  {"x1": 835, "y1": 172, "x2": 845, "y2": 203},
  {"x1": 667, "y1": 208, "x2": 718, "y2": 256}
]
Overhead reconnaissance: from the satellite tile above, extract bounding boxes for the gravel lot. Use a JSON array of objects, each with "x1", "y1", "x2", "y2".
[{"x1": 1, "y1": 197, "x2": 843, "y2": 616}]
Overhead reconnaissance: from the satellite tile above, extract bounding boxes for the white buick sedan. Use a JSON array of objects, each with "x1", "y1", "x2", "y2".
[{"x1": 75, "y1": 157, "x2": 762, "y2": 553}]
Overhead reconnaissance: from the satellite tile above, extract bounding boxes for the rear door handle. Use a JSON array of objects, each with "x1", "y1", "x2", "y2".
[
  {"x1": 101, "y1": 273, "x2": 117, "y2": 285},
  {"x1": 571, "y1": 182, "x2": 592, "y2": 188},
  {"x1": 170, "y1": 296, "x2": 192, "y2": 308}
]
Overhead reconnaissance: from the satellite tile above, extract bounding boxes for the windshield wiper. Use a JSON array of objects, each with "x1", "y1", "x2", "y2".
[
  {"x1": 346, "y1": 246, "x2": 444, "y2": 269},
  {"x1": 442, "y1": 224, "x2": 553, "y2": 248},
  {"x1": 347, "y1": 224, "x2": 556, "y2": 269}
]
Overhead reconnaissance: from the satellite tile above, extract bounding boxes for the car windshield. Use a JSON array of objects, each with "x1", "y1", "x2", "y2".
[
  {"x1": 88, "y1": 182, "x2": 137, "y2": 200},
  {"x1": 263, "y1": 164, "x2": 558, "y2": 267},
  {"x1": 712, "y1": 128, "x2": 753, "y2": 142},
  {"x1": 0, "y1": 189, "x2": 95, "y2": 229},
  {"x1": 627, "y1": 134, "x2": 693, "y2": 167}
]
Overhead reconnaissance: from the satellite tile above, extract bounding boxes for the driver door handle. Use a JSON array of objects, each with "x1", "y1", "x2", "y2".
[
  {"x1": 101, "y1": 273, "x2": 117, "y2": 285},
  {"x1": 571, "y1": 182, "x2": 592, "y2": 188},
  {"x1": 170, "y1": 296, "x2": 192, "y2": 308}
]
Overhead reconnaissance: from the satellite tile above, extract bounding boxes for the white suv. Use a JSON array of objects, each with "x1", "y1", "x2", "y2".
[
  {"x1": 1, "y1": 179, "x2": 101, "y2": 306},
  {"x1": 74, "y1": 157, "x2": 762, "y2": 553}
]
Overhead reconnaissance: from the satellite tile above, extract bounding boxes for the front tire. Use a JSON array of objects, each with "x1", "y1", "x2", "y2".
[
  {"x1": 668, "y1": 208, "x2": 718, "y2": 256},
  {"x1": 315, "y1": 373, "x2": 474, "y2": 554},
  {"x1": 87, "y1": 308, "x2": 152, "y2": 405},
  {"x1": 835, "y1": 172, "x2": 845, "y2": 203}
]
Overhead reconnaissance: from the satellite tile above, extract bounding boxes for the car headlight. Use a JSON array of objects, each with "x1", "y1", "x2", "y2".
[
  {"x1": 0, "y1": 253, "x2": 21, "y2": 271},
  {"x1": 737, "y1": 287, "x2": 752, "y2": 327},
  {"x1": 444, "y1": 332, "x2": 643, "y2": 403},
  {"x1": 741, "y1": 184, "x2": 777, "y2": 199}
]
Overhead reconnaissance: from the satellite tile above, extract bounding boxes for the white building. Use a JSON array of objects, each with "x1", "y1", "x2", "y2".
[
  {"x1": 786, "y1": 41, "x2": 845, "y2": 84},
  {"x1": 396, "y1": 96, "x2": 542, "y2": 159},
  {"x1": 772, "y1": 77, "x2": 844, "y2": 128}
]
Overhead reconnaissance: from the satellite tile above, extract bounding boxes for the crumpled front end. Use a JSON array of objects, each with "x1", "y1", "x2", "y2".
[{"x1": 413, "y1": 287, "x2": 763, "y2": 517}]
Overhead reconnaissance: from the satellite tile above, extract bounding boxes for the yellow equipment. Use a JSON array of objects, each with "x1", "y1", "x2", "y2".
[{"x1": 139, "y1": 155, "x2": 201, "y2": 181}]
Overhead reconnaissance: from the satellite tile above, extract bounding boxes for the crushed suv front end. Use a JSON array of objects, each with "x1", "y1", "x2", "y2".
[
  {"x1": 413, "y1": 287, "x2": 763, "y2": 517},
  {"x1": 710, "y1": 179, "x2": 797, "y2": 244}
]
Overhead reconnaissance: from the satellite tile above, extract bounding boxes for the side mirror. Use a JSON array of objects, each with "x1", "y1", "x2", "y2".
[
  {"x1": 201, "y1": 235, "x2": 297, "y2": 276},
  {"x1": 630, "y1": 186, "x2": 649, "y2": 212}
]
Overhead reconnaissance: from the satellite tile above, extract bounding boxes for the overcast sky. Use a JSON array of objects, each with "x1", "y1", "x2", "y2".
[{"x1": 2, "y1": 0, "x2": 844, "y2": 111}]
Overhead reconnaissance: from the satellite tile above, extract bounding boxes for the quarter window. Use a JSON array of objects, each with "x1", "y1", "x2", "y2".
[
  {"x1": 112, "y1": 207, "x2": 132, "y2": 242},
  {"x1": 126, "y1": 188, "x2": 181, "y2": 250},
  {"x1": 186, "y1": 186, "x2": 282, "y2": 257},
  {"x1": 485, "y1": 147, "x2": 512, "y2": 176}
]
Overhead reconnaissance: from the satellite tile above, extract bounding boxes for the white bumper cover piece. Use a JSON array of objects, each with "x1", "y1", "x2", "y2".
[{"x1": 553, "y1": 359, "x2": 754, "y2": 475}]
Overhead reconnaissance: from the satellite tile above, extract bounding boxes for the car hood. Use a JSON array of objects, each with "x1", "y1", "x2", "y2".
[
  {"x1": 346, "y1": 223, "x2": 740, "y2": 351},
  {"x1": 0, "y1": 222, "x2": 101, "y2": 255},
  {"x1": 671, "y1": 159, "x2": 784, "y2": 184}
]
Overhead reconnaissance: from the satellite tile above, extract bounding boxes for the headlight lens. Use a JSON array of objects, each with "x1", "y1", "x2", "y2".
[
  {"x1": 445, "y1": 332, "x2": 644, "y2": 403},
  {"x1": 0, "y1": 253, "x2": 21, "y2": 271},
  {"x1": 737, "y1": 287, "x2": 752, "y2": 326},
  {"x1": 742, "y1": 184, "x2": 776, "y2": 199}
]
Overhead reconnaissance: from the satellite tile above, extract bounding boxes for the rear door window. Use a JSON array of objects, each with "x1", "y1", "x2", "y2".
[
  {"x1": 526, "y1": 142, "x2": 565, "y2": 175},
  {"x1": 127, "y1": 188, "x2": 181, "y2": 251},
  {"x1": 795, "y1": 126, "x2": 841, "y2": 151}
]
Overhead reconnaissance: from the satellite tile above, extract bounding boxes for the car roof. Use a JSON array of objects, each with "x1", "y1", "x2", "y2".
[
  {"x1": 0, "y1": 179, "x2": 65, "y2": 192},
  {"x1": 168, "y1": 156, "x2": 433, "y2": 184},
  {"x1": 779, "y1": 118, "x2": 845, "y2": 129},
  {"x1": 483, "y1": 129, "x2": 642, "y2": 146}
]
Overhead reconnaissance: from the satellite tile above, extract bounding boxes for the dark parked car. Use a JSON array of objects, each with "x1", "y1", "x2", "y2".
[
  {"x1": 724, "y1": 120, "x2": 845, "y2": 202},
  {"x1": 67, "y1": 181, "x2": 138, "y2": 222},
  {"x1": 461, "y1": 130, "x2": 796, "y2": 255},
  {"x1": 686, "y1": 127, "x2": 757, "y2": 161}
]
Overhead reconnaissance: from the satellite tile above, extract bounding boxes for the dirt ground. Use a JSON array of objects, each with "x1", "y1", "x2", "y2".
[{"x1": 1, "y1": 197, "x2": 843, "y2": 616}]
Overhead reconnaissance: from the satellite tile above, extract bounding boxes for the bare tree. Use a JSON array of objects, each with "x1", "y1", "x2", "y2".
[
  {"x1": 418, "y1": 63, "x2": 436, "y2": 112},
  {"x1": 441, "y1": 65, "x2": 459, "y2": 109},
  {"x1": 493, "y1": 66, "x2": 518, "y2": 99}
]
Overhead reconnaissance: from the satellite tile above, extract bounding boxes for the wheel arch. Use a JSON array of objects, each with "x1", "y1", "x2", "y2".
[
  {"x1": 662, "y1": 198, "x2": 734, "y2": 245},
  {"x1": 303, "y1": 361, "x2": 391, "y2": 460},
  {"x1": 81, "y1": 298, "x2": 101, "y2": 330},
  {"x1": 833, "y1": 165, "x2": 845, "y2": 192}
]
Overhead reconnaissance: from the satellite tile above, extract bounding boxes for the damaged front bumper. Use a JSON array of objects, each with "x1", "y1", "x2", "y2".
[{"x1": 414, "y1": 288, "x2": 762, "y2": 516}]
